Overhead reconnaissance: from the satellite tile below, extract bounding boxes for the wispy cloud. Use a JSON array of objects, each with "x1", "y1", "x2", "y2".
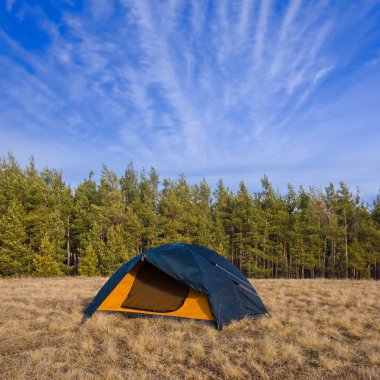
[
  {"x1": 253, "y1": 0, "x2": 271, "y2": 68},
  {"x1": 0, "y1": 0, "x2": 379, "y2": 198},
  {"x1": 269, "y1": 0, "x2": 302, "y2": 78}
]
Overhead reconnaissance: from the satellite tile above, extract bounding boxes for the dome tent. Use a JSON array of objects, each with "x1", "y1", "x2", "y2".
[{"x1": 84, "y1": 243, "x2": 267, "y2": 329}]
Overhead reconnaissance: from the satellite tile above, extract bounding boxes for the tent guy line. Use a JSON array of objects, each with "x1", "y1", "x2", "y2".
[{"x1": 213, "y1": 262, "x2": 259, "y2": 294}]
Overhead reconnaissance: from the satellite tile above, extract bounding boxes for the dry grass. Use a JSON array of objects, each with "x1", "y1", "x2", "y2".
[{"x1": 0, "y1": 278, "x2": 379, "y2": 380}]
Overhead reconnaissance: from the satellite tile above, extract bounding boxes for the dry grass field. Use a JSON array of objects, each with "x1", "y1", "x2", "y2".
[{"x1": 0, "y1": 278, "x2": 379, "y2": 380}]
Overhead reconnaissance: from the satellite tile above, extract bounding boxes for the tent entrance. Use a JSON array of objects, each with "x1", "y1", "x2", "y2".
[
  {"x1": 121, "y1": 260, "x2": 189, "y2": 313},
  {"x1": 97, "y1": 259, "x2": 215, "y2": 321}
]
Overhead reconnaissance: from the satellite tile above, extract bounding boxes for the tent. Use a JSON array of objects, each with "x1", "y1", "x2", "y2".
[{"x1": 84, "y1": 243, "x2": 267, "y2": 329}]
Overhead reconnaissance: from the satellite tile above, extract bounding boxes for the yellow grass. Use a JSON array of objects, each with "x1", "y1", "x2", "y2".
[{"x1": 0, "y1": 278, "x2": 379, "y2": 379}]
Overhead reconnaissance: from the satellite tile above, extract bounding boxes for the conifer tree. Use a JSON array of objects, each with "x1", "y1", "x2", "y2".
[
  {"x1": 104, "y1": 224, "x2": 130, "y2": 274},
  {"x1": 372, "y1": 191, "x2": 380, "y2": 227},
  {"x1": 0, "y1": 199, "x2": 32, "y2": 275},
  {"x1": 0, "y1": 153, "x2": 26, "y2": 216},
  {"x1": 78, "y1": 243, "x2": 98, "y2": 276},
  {"x1": 230, "y1": 181, "x2": 254, "y2": 272},
  {"x1": 120, "y1": 162, "x2": 138, "y2": 206},
  {"x1": 213, "y1": 179, "x2": 232, "y2": 258},
  {"x1": 193, "y1": 179, "x2": 214, "y2": 247},
  {"x1": 99, "y1": 165, "x2": 125, "y2": 227},
  {"x1": 79, "y1": 222, "x2": 107, "y2": 274},
  {"x1": 158, "y1": 175, "x2": 197, "y2": 243},
  {"x1": 134, "y1": 168, "x2": 159, "y2": 251},
  {"x1": 33, "y1": 234, "x2": 63, "y2": 277},
  {"x1": 71, "y1": 171, "x2": 99, "y2": 264},
  {"x1": 336, "y1": 182, "x2": 355, "y2": 278}
]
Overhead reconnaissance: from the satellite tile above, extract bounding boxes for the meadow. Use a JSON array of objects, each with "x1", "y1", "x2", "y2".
[{"x1": 0, "y1": 278, "x2": 379, "y2": 380}]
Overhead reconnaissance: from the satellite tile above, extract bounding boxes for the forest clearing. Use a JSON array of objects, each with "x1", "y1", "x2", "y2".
[{"x1": 0, "y1": 278, "x2": 379, "y2": 380}]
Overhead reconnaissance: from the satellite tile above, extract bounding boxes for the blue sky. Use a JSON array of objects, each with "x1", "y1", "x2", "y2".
[{"x1": 0, "y1": 1, "x2": 379, "y2": 199}]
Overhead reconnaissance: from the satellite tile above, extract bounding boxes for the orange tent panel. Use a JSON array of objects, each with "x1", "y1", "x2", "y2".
[{"x1": 98, "y1": 260, "x2": 214, "y2": 321}]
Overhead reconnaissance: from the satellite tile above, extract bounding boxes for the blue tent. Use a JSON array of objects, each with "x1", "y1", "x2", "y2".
[{"x1": 84, "y1": 243, "x2": 267, "y2": 329}]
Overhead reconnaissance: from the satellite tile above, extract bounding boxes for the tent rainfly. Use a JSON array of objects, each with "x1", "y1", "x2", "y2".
[{"x1": 84, "y1": 243, "x2": 268, "y2": 329}]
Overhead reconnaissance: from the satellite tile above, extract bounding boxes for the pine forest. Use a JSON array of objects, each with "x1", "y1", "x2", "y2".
[{"x1": 1, "y1": 153, "x2": 379, "y2": 280}]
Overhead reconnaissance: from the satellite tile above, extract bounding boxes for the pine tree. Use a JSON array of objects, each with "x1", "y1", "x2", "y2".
[
  {"x1": 72, "y1": 172, "x2": 99, "y2": 233},
  {"x1": 193, "y1": 179, "x2": 214, "y2": 247},
  {"x1": 23, "y1": 156, "x2": 49, "y2": 251},
  {"x1": 79, "y1": 222, "x2": 107, "y2": 275},
  {"x1": 284, "y1": 184, "x2": 299, "y2": 278},
  {"x1": 356, "y1": 202, "x2": 380, "y2": 279},
  {"x1": 105, "y1": 224, "x2": 130, "y2": 274},
  {"x1": 325, "y1": 183, "x2": 340, "y2": 277},
  {"x1": 33, "y1": 234, "x2": 63, "y2": 277},
  {"x1": 136, "y1": 168, "x2": 159, "y2": 251},
  {"x1": 158, "y1": 175, "x2": 197, "y2": 243},
  {"x1": 123, "y1": 205, "x2": 143, "y2": 254},
  {"x1": 99, "y1": 165, "x2": 125, "y2": 227},
  {"x1": 71, "y1": 171, "x2": 99, "y2": 268},
  {"x1": 257, "y1": 175, "x2": 287, "y2": 278},
  {"x1": 78, "y1": 243, "x2": 98, "y2": 276},
  {"x1": 0, "y1": 152, "x2": 26, "y2": 216},
  {"x1": 23, "y1": 163, "x2": 70, "y2": 272},
  {"x1": 336, "y1": 182, "x2": 356, "y2": 278},
  {"x1": 0, "y1": 199, "x2": 32, "y2": 275},
  {"x1": 372, "y1": 191, "x2": 380, "y2": 227},
  {"x1": 230, "y1": 181, "x2": 254, "y2": 273},
  {"x1": 120, "y1": 162, "x2": 138, "y2": 206},
  {"x1": 213, "y1": 179, "x2": 232, "y2": 258}
]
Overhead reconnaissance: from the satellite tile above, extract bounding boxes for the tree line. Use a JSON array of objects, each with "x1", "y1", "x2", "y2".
[{"x1": 0, "y1": 153, "x2": 379, "y2": 279}]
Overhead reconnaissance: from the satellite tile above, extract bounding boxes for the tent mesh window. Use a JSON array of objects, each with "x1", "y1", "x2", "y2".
[{"x1": 121, "y1": 260, "x2": 189, "y2": 313}]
